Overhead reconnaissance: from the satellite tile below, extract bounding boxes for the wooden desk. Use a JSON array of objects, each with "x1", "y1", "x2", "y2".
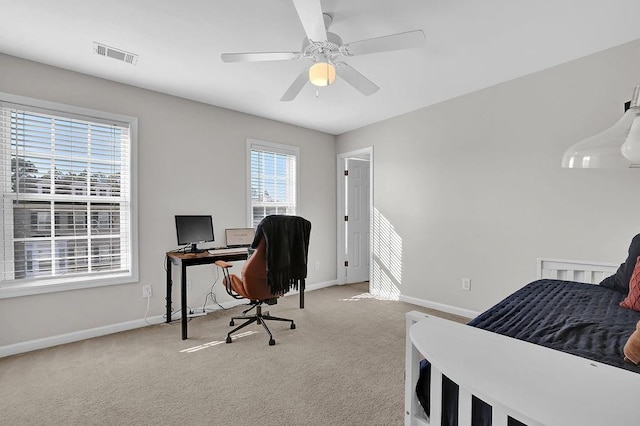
[{"x1": 165, "y1": 250, "x2": 306, "y2": 340}]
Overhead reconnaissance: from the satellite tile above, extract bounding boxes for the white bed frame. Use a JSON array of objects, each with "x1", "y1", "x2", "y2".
[{"x1": 404, "y1": 258, "x2": 640, "y2": 426}]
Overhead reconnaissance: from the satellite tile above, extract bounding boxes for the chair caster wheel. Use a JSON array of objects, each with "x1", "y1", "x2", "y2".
[
  {"x1": 269, "y1": 339, "x2": 275, "y2": 346},
  {"x1": 229, "y1": 320, "x2": 234, "y2": 326},
  {"x1": 290, "y1": 323, "x2": 296, "y2": 329},
  {"x1": 226, "y1": 336, "x2": 232, "y2": 344}
]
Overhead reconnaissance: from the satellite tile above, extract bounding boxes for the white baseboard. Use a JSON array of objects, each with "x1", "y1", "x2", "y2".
[
  {"x1": 0, "y1": 315, "x2": 163, "y2": 359},
  {"x1": 399, "y1": 294, "x2": 480, "y2": 319},
  {"x1": 0, "y1": 280, "x2": 337, "y2": 358}
]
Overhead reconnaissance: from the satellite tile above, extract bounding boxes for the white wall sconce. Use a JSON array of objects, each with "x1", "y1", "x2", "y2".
[{"x1": 562, "y1": 85, "x2": 640, "y2": 168}]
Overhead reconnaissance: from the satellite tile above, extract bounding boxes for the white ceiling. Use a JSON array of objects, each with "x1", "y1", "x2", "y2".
[{"x1": 2, "y1": 0, "x2": 640, "y2": 135}]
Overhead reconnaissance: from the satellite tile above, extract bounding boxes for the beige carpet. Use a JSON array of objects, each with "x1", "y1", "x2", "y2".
[{"x1": 0, "y1": 283, "x2": 467, "y2": 426}]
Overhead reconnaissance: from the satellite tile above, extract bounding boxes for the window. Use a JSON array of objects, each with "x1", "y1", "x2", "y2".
[
  {"x1": 0, "y1": 93, "x2": 137, "y2": 297},
  {"x1": 247, "y1": 139, "x2": 298, "y2": 228}
]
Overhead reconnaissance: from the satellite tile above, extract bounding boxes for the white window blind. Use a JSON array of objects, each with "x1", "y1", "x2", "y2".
[
  {"x1": 0, "y1": 99, "x2": 134, "y2": 291},
  {"x1": 248, "y1": 139, "x2": 298, "y2": 228}
]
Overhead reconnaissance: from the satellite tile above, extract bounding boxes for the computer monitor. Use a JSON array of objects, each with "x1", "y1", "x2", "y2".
[{"x1": 175, "y1": 215, "x2": 214, "y2": 253}]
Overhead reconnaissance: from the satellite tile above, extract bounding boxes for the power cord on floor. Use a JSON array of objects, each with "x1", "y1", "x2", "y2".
[
  {"x1": 164, "y1": 308, "x2": 197, "y2": 322},
  {"x1": 156, "y1": 255, "x2": 230, "y2": 323},
  {"x1": 203, "y1": 266, "x2": 227, "y2": 312}
]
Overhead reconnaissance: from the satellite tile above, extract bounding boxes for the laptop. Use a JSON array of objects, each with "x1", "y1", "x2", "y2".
[{"x1": 225, "y1": 228, "x2": 255, "y2": 248}]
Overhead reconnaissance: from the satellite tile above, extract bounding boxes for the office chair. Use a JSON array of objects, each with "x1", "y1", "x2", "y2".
[{"x1": 216, "y1": 215, "x2": 311, "y2": 346}]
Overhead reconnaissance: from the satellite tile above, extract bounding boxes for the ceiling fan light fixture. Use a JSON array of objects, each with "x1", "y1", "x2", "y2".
[
  {"x1": 309, "y1": 60, "x2": 336, "y2": 87},
  {"x1": 220, "y1": 0, "x2": 426, "y2": 101}
]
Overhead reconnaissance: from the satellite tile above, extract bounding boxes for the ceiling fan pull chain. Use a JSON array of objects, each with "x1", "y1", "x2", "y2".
[{"x1": 316, "y1": 88, "x2": 319, "y2": 98}]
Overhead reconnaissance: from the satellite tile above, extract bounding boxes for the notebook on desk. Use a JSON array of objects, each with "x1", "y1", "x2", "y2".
[{"x1": 225, "y1": 228, "x2": 255, "y2": 248}]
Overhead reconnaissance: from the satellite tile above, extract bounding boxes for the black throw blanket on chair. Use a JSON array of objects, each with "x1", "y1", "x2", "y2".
[{"x1": 251, "y1": 215, "x2": 311, "y2": 295}]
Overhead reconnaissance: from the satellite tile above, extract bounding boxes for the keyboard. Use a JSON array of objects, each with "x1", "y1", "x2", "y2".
[{"x1": 208, "y1": 247, "x2": 248, "y2": 255}]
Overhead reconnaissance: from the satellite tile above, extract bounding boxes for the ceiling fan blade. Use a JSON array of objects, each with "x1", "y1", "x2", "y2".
[
  {"x1": 335, "y1": 62, "x2": 379, "y2": 96},
  {"x1": 280, "y1": 68, "x2": 310, "y2": 102},
  {"x1": 342, "y1": 30, "x2": 425, "y2": 56},
  {"x1": 291, "y1": 0, "x2": 327, "y2": 42},
  {"x1": 221, "y1": 52, "x2": 302, "y2": 63}
]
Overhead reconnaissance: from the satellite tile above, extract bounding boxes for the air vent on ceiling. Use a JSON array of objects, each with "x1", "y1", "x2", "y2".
[{"x1": 93, "y1": 42, "x2": 138, "y2": 65}]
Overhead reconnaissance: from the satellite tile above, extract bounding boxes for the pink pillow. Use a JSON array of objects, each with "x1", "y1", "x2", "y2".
[{"x1": 620, "y1": 256, "x2": 640, "y2": 311}]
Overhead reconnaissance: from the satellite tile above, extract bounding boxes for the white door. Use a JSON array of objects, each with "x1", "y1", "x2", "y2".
[{"x1": 345, "y1": 159, "x2": 370, "y2": 283}]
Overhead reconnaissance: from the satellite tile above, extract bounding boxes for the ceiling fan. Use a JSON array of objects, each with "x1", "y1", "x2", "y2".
[{"x1": 221, "y1": 0, "x2": 426, "y2": 101}]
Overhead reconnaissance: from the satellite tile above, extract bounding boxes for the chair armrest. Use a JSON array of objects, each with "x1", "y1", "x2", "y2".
[{"x1": 215, "y1": 260, "x2": 232, "y2": 268}]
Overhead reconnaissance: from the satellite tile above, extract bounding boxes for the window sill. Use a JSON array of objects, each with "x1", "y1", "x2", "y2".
[{"x1": 0, "y1": 272, "x2": 138, "y2": 299}]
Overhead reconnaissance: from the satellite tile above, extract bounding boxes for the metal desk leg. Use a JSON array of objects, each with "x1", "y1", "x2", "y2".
[
  {"x1": 181, "y1": 262, "x2": 188, "y2": 339},
  {"x1": 165, "y1": 256, "x2": 172, "y2": 323}
]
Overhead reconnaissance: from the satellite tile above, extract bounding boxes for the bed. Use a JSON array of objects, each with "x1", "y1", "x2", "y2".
[{"x1": 404, "y1": 257, "x2": 640, "y2": 426}]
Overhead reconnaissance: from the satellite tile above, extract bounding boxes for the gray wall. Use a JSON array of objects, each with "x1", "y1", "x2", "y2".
[
  {"x1": 3, "y1": 36, "x2": 640, "y2": 349},
  {"x1": 0, "y1": 54, "x2": 337, "y2": 347},
  {"x1": 338, "y1": 39, "x2": 640, "y2": 314}
]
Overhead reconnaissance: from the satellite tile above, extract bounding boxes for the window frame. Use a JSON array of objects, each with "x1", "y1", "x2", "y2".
[
  {"x1": 0, "y1": 92, "x2": 138, "y2": 299},
  {"x1": 246, "y1": 138, "x2": 300, "y2": 228}
]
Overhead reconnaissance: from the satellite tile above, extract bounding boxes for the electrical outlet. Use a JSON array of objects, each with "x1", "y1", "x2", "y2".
[
  {"x1": 142, "y1": 285, "x2": 152, "y2": 298},
  {"x1": 462, "y1": 278, "x2": 471, "y2": 291}
]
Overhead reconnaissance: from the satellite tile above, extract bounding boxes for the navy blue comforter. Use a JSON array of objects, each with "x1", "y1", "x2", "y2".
[
  {"x1": 417, "y1": 279, "x2": 640, "y2": 425},
  {"x1": 470, "y1": 279, "x2": 640, "y2": 373}
]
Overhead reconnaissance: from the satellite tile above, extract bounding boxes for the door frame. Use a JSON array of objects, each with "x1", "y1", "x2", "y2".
[{"x1": 336, "y1": 147, "x2": 374, "y2": 287}]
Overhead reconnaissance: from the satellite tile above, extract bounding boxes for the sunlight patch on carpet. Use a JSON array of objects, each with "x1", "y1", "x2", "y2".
[
  {"x1": 340, "y1": 292, "x2": 393, "y2": 302},
  {"x1": 180, "y1": 331, "x2": 257, "y2": 353}
]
